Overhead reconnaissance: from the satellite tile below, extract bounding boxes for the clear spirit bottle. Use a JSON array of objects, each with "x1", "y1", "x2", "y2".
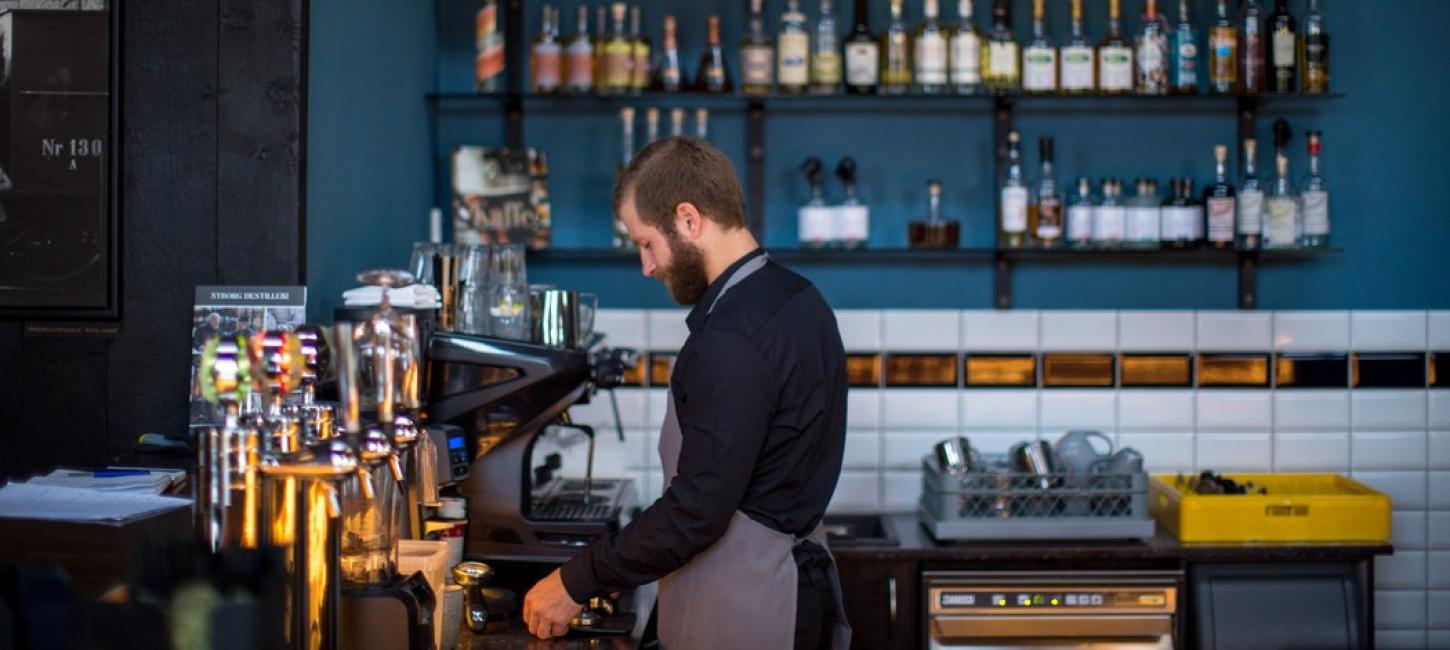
[
  {"x1": 1099, "y1": 0, "x2": 1134, "y2": 94},
  {"x1": 778, "y1": 0, "x2": 812, "y2": 94},
  {"x1": 565, "y1": 5, "x2": 593, "y2": 94},
  {"x1": 1263, "y1": 152, "x2": 1301, "y2": 248},
  {"x1": 812, "y1": 0, "x2": 843, "y2": 94},
  {"x1": 1067, "y1": 177, "x2": 1096, "y2": 248},
  {"x1": 1033, "y1": 137, "x2": 1063, "y2": 247},
  {"x1": 1205, "y1": 145, "x2": 1237, "y2": 249},
  {"x1": 949, "y1": 0, "x2": 982, "y2": 94},
  {"x1": 1060, "y1": 0, "x2": 1096, "y2": 94},
  {"x1": 1237, "y1": 139, "x2": 1264, "y2": 250},
  {"x1": 1136, "y1": 0, "x2": 1170, "y2": 94},
  {"x1": 914, "y1": 0, "x2": 949, "y2": 94},
  {"x1": 880, "y1": 0, "x2": 912, "y2": 95},
  {"x1": 999, "y1": 130, "x2": 1029, "y2": 248},
  {"x1": 1171, "y1": 0, "x2": 1199, "y2": 94},
  {"x1": 1299, "y1": 130, "x2": 1329, "y2": 247},
  {"x1": 1093, "y1": 179, "x2": 1126, "y2": 247},
  {"x1": 741, "y1": 0, "x2": 776, "y2": 95},
  {"x1": 1022, "y1": 0, "x2": 1057, "y2": 94}
]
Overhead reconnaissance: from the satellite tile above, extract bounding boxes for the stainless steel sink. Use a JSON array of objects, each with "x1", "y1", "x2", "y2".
[{"x1": 822, "y1": 514, "x2": 899, "y2": 547}]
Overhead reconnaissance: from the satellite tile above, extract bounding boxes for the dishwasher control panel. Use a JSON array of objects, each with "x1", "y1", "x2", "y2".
[{"x1": 934, "y1": 588, "x2": 1172, "y2": 612}]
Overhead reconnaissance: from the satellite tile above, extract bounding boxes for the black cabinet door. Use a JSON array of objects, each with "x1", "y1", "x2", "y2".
[{"x1": 835, "y1": 558, "x2": 919, "y2": 650}]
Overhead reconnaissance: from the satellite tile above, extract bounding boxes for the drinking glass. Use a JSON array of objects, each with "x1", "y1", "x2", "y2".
[{"x1": 488, "y1": 245, "x2": 530, "y2": 340}]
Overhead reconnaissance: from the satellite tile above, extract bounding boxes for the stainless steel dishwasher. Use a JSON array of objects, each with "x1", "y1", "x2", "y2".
[{"x1": 923, "y1": 570, "x2": 1181, "y2": 650}]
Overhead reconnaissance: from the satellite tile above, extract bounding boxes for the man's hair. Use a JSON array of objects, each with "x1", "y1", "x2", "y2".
[{"x1": 612, "y1": 136, "x2": 748, "y2": 235}]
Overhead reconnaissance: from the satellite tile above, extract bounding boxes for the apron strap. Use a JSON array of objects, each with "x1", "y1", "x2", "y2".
[{"x1": 706, "y1": 253, "x2": 770, "y2": 315}]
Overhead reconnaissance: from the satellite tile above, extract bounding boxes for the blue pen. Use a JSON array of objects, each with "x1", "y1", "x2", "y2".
[{"x1": 93, "y1": 469, "x2": 153, "y2": 478}]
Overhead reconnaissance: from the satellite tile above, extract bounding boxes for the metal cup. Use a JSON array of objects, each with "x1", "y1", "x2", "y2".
[
  {"x1": 933, "y1": 436, "x2": 977, "y2": 475},
  {"x1": 532, "y1": 289, "x2": 583, "y2": 349},
  {"x1": 1010, "y1": 440, "x2": 1056, "y2": 489}
]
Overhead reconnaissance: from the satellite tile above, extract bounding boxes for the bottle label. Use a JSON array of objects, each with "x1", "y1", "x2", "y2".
[
  {"x1": 1162, "y1": 206, "x2": 1200, "y2": 241},
  {"x1": 1265, "y1": 196, "x2": 1298, "y2": 246},
  {"x1": 1100, "y1": 46, "x2": 1133, "y2": 90},
  {"x1": 1137, "y1": 36, "x2": 1167, "y2": 90},
  {"x1": 632, "y1": 45, "x2": 652, "y2": 88},
  {"x1": 846, "y1": 42, "x2": 880, "y2": 85},
  {"x1": 1207, "y1": 196, "x2": 1236, "y2": 242},
  {"x1": 779, "y1": 33, "x2": 811, "y2": 85},
  {"x1": 534, "y1": 44, "x2": 562, "y2": 90},
  {"x1": 1238, "y1": 189, "x2": 1264, "y2": 235},
  {"x1": 1067, "y1": 204, "x2": 1094, "y2": 241},
  {"x1": 476, "y1": 5, "x2": 497, "y2": 44},
  {"x1": 1210, "y1": 28, "x2": 1237, "y2": 84},
  {"x1": 1023, "y1": 46, "x2": 1057, "y2": 90},
  {"x1": 1273, "y1": 30, "x2": 1295, "y2": 68},
  {"x1": 813, "y1": 51, "x2": 843, "y2": 84},
  {"x1": 1093, "y1": 206, "x2": 1126, "y2": 241},
  {"x1": 476, "y1": 37, "x2": 506, "y2": 87},
  {"x1": 839, "y1": 205, "x2": 870, "y2": 242},
  {"x1": 605, "y1": 44, "x2": 633, "y2": 88},
  {"x1": 1302, "y1": 190, "x2": 1329, "y2": 235},
  {"x1": 1175, "y1": 35, "x2": 1198, "y2": 86},
  {"x1": 1061, "y1": 45, "x2": 1095, "y2": 90},
  {"x1": 988, "y1": 42, "x2": 1019, "y2": 78},
  {"x1": 1126, "y1": 206, "x2": 1160, "y2": 242},
  {"x1": 800, "y1": 206, "x2": 835, "y2": 243},
  {"x1": 743, "y1": 46, "x2": 775, "y2": 86},
  {"x1": 916, "y1": 34, "x2": 948, "y2": 84},
  {"x1": 950, "y1": 33, "x2": 982, "y2": 84},
  {"x1": 567, "y1": 44, "x2": 594, "y2": 88},
  {"x1": 1036, "y1": 199, "x2": 1063, "y2": 239},
  {"x1": 1001, "y1": 187, "x2": 1028, "y2": 232}
]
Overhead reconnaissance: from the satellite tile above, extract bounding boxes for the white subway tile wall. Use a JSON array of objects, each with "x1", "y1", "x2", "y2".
[{"x1": 577, "y1": 309, "x2": 1447, "y2": 644}]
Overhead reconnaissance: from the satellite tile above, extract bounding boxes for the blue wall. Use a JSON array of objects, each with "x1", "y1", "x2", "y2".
[{"x1": 309, "y1": 0, "x2": 1450, "y2": 315}]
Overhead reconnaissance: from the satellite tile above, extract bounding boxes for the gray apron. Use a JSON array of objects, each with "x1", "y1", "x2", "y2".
[{"x1": 655, "y1": 254, "x2": 851, "y2": 650}]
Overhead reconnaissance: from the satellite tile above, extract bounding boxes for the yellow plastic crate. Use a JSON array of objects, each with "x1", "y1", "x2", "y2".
[{"x1": 1149, "y1": 474, "x2": 1391, "y2": 544}]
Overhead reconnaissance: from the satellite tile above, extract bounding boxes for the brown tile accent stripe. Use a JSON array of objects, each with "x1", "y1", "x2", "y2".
[
  {"x1": 846, "y1": 354, "x2": 883, "y2": 387},
  {"x1": 1198, "y1": 353, "x2": 1271, "y2": 387},
  {"x1": 964, "y1": 355, "x2": 1037, "y2": 387},
  {"x1": 885, "y1": 354, "x2": 959, "y2": 387},
  {"x1": 1042, "y1": 353, "x2": 1115, "y2": 388},
  {"x1": 1121, "y1": 354, "x2": 1193, "y2": 387},
  {"x1": 648, "y1": 353, "x2": 676, "y2": 387}
]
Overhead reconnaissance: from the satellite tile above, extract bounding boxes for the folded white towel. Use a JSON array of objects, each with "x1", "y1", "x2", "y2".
[{"x1": 342, "y1": 284, "x2": 442, "y2": 309}]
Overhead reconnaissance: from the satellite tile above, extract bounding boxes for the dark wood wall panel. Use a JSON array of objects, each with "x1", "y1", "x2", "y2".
[
  {"x1": 21, "y1": 338, "x2": 109, "y2": 470},
  {"x1": 0, "y1": 322, "x2": 23, "y2": 477}
]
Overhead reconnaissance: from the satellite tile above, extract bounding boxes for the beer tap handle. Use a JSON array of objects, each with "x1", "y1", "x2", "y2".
[
  {"x1": 355, "y1": 467, "x2": 375, "y2": 501},
  {"x1": 388, "y1": 455, "x2": 406, "y2": 484},
  {"x1": 322, "y1": 483, "x2": 342, "y2": 518}
]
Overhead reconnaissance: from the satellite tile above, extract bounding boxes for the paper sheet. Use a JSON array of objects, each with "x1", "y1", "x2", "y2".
[{"x1": 0, "y1": 482, "x2": 190, "y2": 525}]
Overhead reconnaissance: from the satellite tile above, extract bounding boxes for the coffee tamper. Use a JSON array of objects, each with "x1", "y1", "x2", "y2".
[{"x1": 453, "y1": 561, "x2": 496, "y2": 634}]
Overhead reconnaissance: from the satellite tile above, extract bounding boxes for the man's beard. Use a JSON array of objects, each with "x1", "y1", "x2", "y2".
[{"x1": 657, "y1": 234, "x2": 709, "y2": 305}]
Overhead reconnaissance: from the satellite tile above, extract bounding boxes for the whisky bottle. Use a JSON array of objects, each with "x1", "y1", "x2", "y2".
[
  {"x1": 630, "y1": 6, "x2": 651, "y2": 93},
  {"x1": 1022, "y1": 0, "x2": 1057, "y2": 94},
  {"x1": 880, "y1": 0, "x2": 912, "y2": 95},
  {"x1": 601, "y1": 3, "x2": 633, "y2": 94},
  {"x1": 1208, "y1": 0, "x2": 1236, "y2": 94},
  {"x1": 1240, "y1": 0, "x2": 1266, "y2": 93},
  {"x1": 999, "y1": 130, "x2": 1029, "y2": 249},
  {"x1": 741, "y1": 0, "x2": 776, "y2": 95},
  {"x1": 696, "y1": 15, "x2": 732, "y2": 93},
  {"x1": 593, "y1": 6, "x2": 608, "y2": 88},
  {"x1": 1060, "y1": 0, "x2": 1095, "y2": 94},
  {"x1": 779, "y1": 0, "x2": 812, "y2": 94},
  {"x1": 1300, "y1": 130, "x2": 1329, "y2": 247},
  {"x1": 1264, "y1": 152, "x2": 1301, "y2": 248},
  {"x1": 565, "y1": 5, "x2": 594, "y2": 94},
  {"x1": 1066, "y1": 177, "x2": 1095, "y2": 248},
  {"x1": 531, "y1": 5, "x2": 562, "y2": 94},
  {"x1": 654, "y1": 15, "x2": 684, "y2": 92},
  {"x1": 1205, "y1": 145, "x2": 1236, "y2": 249},
  {"x1": 1237, "y1": 139, "x2": 1263, "y2": 250},
  {"x1": 844, "y1": 0, "x2": 879, "y2": 94},
  {"x1": 1171, "y1": 0, "x2": 1199, "y2": 94},
  {"x1": 915, "y1": 0, "x2": 949, "y2": 94},
  {"x1": 983, "y1": 0, "x2": 1020, "y2": 93},
  {"x1": 1269, "y1": 0, "x2": 1296, "y2": 93},
  {"x1": 1099, "y1": 0, "x2": 1134, "y2": 94},
  {"x1": 1299, "y1": 0, "x2": 1329, "y2": 93},
  {"x1": 911, "y1": 180, "x2": 961, "y2": 248},
  {"x1": 1136, "y1": 0, "x2": 1170, "y2": 95},
  {"x1": 813, "y1": 0, "x2": 843, "y2": 94},
  {"x1": 1033, "y1": 137, "x2": 1063, "y2": 248},
  {"x1": 1093, "y1": 179, "x2": 1126, "y2": 247},
  {"x1": 949, "y1": 0, "x2": 982, "y2": 94},
  {"x1": 837, "y1": 157, "x2": 870, "y2": 249}
]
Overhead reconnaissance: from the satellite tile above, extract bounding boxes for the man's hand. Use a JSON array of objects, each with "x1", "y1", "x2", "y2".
[{"x1": 523, "y1": 568, "x2": 583, "y2": 639}]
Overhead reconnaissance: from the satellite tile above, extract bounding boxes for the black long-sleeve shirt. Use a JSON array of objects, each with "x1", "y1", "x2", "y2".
[{"x1": 559, "y1": 249, "x2": 848, "y2": 601}]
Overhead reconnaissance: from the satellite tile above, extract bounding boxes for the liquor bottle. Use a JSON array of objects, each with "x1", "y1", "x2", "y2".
[
  {"x1": 1163, "y1": 178, "x2": 1201, "y2": 248},
  {"x1": 1067, "y1": 177, "x2": 1096, "y2": 248},
  {"x1": 910, "y1": 180, "x2": 961, "y2": 248},
  {"x1": 1093, "y1": 179, "x2": 1127, "y2": 247},
  {"x1": 999, "y1": 130, "x2": 1029, "y2": 249},
  {"x1": 799, "y1": 158, "x2": 833, "y2": 248},
  {"x1": 983, "y1": 0, "x2": 1020, "y2": 93},
  {"x1": 1171, "y1": 0, "x2": 1199, "y2": 94},
  {"x1": 1300, "y1": 130, "x2": 1329, "y2": 247},
  {"x1": 669, "y1": 107, "x2": 685, "y2": 137},
  {"x1": 1033, "y1": 137, "x2": 1063, "y2": 248},
  {"x1": 812, "y1": 0, "x2": 843, "y2": 94},
  {"x1": 1268, "y1": 0, "x2": 1296, "y2": 93},
  {"x1": 531, "y1": 5, "x2": 563, "y2": 94},
  {"x1": 915, "y1": 0, "x2": 949, "y2": 94},
  {"x1": 655, "y1": 15, "x2": 684, "y2": 92},
  {"x1": 696, "y1": 15, "x2": 732, "y2": 93},
  {"x1": 630, "y1": 6, "x2": 651, "y2": 93},
  {"x1": 644, "y1": 107, "x2": 661, "y2": 145},
  {"x1": 476, "y1": 0, "x2": 505, "y2": 93},
  {"x1": 779, "y1": 0, "x2": 812, "y2": 94},
  {"x1": 845, "y1": 0, "x2": 880, "y2": 94},
  {"x1": 1300, "y1": 0, "x2": 1329, "y2": 93},
  {"x1": 1240, "y1": 0, "x2": 1266, "y2": 93},
  {"x1": 614, "y1": 107, "x2": 636, "y2": 249},
  {"x1": 594, "y1": 6, "x2": 608, "y2": 86},
  {"x1": 1237, "y1": 139, "x2": 1263, "y2": 250},
  {"x1": 949, "y1": 0, "x2": 983, "y2": 94},
  {"x1": 1208, "y1": 0, "x2": 1236, "y2": 94},
  {"x1": 1060, "y1": 0, "x2": 1096, "y2": 94},
  {"x1": 696, "y1": 108, "x2": 711, "y2": 140},
  {"x1": 565, "y1": 5, "x2": 594, "y2": 94},
  {"x1": 1022, "y1": 0, "x2": 1057, "y2": 94},
  {"x1": 741, "y1": 0, "x2": 776, "y2": 95},
  {"x1": 1204, "y1": 145, "x2": 1236, "y2": 249},
  {"x1": 880, "y1": 0, "x2": 912, "y2": 95},
  {"x1": 837, "y1": 157, "x2": 870, "y2": 249},
  {"x1": 1126, "y1": 178, "x2": 1162, "y2": 248},
  {"x1": 602, "y1": 3, "x2": 633, "y2": 94},
  {"x1": 1264, "y1": 152, "x2": 1301, "y2": 248},
  {"x1": 1136, "y1": 0, "x2": 1170, "y2": 95},
  {"x1": 1099, "y1": 0, "x2": 1134, "y2": 94}
]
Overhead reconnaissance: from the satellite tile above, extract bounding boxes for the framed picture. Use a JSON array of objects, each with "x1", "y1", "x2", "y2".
[
  {"x1": 451, "y1": 146, "x2": 551, "y2": 249},
  {"x1": 0, "y1": 0, "x2": 120, "y2": 318}
]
